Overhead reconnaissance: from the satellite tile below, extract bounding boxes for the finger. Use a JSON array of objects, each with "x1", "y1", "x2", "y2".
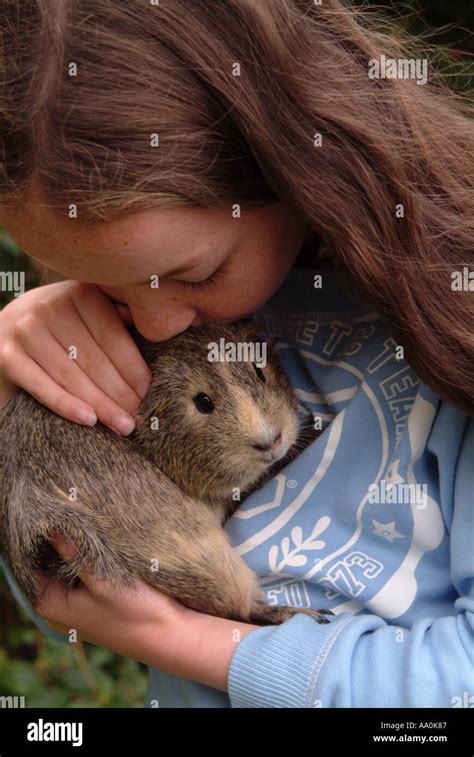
[
  {"x1": 72, "y1": 285, "x2": 152, "y2": 398},
  {"x1": 34, "y1": 564, "x2": 105, "y2": 636},
  {"x1": 34, "y1": 571, "x2": 73, "y2": 635},
  {"x1": 48, "y1": 532, "x2": 115, "y2": 598},
  {"x1": 35, "y1": 569, "x2": 53, "y2": 597},
  {"x1": 114, "y1": 302, "x2": 134, "y2": 326},
  {"x1": 18, "y1": 324, "x2": 137, "y2": 435},
  {"x1": 4, "y1": 344, "x2": 97, "y2": 426},
  {"x1": 47, "y1": 532, "x2": 101, "y2": 598},
  {"x1": 35, "y1": 571, "x2": 71, "y2": 620},
  {"x1": 40, "y1": 296, "x2": 144, "y2": 415},
  {"x1": 48, "y1": 531, "x2": 80, "y2": 563}
]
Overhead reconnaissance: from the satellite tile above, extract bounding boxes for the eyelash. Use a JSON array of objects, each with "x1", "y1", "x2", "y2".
[{"x1": 184, "y1": 264, "x2": 228, "y2": 293}]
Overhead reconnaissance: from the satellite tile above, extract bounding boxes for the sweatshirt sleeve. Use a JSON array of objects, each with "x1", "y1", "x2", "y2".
[{"x1": 227, "y1": 413, "x2": 474, "y2": 709}]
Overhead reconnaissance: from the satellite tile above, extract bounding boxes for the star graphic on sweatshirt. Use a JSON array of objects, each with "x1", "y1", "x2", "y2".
[
  {"x1": 385, "y1": 459, "x2": 405, "y2": 489},
  {"x1": 371, "y1": 519, "x2": 405, "y2": 543}
]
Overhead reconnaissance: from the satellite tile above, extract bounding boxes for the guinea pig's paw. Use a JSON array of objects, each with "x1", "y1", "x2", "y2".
[
  {"x1": 249, "y1": 603, "x2": 334, "y2": 626},
  {"x1": 294, "y1": 607, "x2": 334, "y2": 624}
]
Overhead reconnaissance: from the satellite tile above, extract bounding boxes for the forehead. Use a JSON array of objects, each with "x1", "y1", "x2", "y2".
[
  {"x1": 162, "y1": 344, "x2": 277, "y2": 389},
  {"x1": 0, "y1": 201, "x2": 234, "y2": 286}
]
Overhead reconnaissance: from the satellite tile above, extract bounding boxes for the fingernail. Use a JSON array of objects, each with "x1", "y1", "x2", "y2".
[
  {"x1": 136, "y1": 379, "x2": 150, "y2": 399},
  {"x1": 111, "y1": 414, "x2": 136, "y2": 435},
  {"x1": 75, "y1": 408, "x2": 97, "y2": 426}
]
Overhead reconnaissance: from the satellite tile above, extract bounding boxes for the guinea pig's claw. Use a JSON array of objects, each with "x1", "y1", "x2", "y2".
[{"x1": 249, "y1": 603, "x2": 333, "y2": 626}]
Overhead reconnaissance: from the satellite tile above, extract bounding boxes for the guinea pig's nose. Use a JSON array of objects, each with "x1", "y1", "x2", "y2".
[{"x1": 252, "y1": 432, "x2": 282, "y2": 453}]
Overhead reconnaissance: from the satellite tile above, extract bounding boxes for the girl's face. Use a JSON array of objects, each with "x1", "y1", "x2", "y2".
[{"x1": 2, "y1": 201, "x2": 307, "y2": 341}]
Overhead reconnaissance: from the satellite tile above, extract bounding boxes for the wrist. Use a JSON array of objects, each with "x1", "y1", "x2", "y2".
[{"x1": 163, "y1": 606, "x2": 261, "y2": 691}]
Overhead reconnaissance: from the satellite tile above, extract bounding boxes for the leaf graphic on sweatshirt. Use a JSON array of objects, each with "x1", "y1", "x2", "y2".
[
  {"x1": 281, "y1": 536, "x2": 290, "y2": 558},
  {"x1": 284, "y1": 553, "x2": 308, "y2": 567},
  {"x1": 267, "y1": 516, "x2": 331, "y2": 573},
  {"x1": 309, "y1": 516, "x2": 331, "y2": 541},
  {"x1": 291, "y1": 526, "x2": 303, "y2": 547},
  {"x1": 304, "y1": 516, "x2": 331, "y2": 550},
  {"x1": 268, "y1": 545, "x2": 279, "y2": 573}
]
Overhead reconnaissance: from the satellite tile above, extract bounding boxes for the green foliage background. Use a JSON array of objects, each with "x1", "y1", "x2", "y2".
[
  {"x1": 0, "y1": 0, "x2": 472, "y2": 708},
  {"x1": 0, "y1": 577, "x2": 148, "y2": 707}
]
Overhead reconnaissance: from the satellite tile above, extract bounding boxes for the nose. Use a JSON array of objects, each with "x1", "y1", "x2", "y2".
[
  {"x1": 127, "y1": 294, "x2": 197, "y2": 342},
  {"x1": 252, "y1": 431, "x2": 282, "y2": 453}
]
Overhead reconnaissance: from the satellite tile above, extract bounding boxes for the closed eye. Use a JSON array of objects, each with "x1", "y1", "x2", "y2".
[{"x1": 183, "y1": 263, "x2": 228, "y2": 293}]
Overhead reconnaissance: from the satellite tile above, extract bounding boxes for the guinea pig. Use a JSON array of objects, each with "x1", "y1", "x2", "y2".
[{"x1": 0, "y1": 319, "x2": 330, "y2": 626}]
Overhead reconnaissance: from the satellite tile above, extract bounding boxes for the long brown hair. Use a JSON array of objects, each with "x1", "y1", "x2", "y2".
[{"x1": 1, "y1": 0, "x2": 473, "y2": 413}]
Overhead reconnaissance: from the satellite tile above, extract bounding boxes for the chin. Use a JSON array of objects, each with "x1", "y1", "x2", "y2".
[{"x1": 238, "y1": 459, "x2": 280, "y2": 494}]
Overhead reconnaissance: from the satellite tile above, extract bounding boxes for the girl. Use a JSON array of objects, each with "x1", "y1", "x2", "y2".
[{"x1": 0, "y1": 0, "x2": 472, "y2": 708}]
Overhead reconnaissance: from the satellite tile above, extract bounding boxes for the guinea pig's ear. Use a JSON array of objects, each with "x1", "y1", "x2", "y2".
[{"x1": 237, "y1": 318, "x2": 264, "y2": 341}]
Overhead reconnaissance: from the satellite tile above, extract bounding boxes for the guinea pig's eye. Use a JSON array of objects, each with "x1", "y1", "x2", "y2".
[
  {"x1": 253, "y1": 364, "x2": 266, "y2": 383},
  {"x1": 193, "y1": 393, "x2": 215, "y2": 414}
]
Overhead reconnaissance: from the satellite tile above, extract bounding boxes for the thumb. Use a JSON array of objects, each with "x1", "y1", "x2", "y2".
[
  {"x1": 48, "y1": 531, "x2": 80, "y2": 563},
  {"x1": 48, "y1": 530, "x2": 110, "y2": 596}
]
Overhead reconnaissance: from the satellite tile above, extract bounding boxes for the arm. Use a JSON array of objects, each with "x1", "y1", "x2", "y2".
[
  {"x1": 31, "y1": 532, "x2": 260, "y2": 691},
  {"x1": 227, "y1": 411, "x2": 474, "y2": 708}
]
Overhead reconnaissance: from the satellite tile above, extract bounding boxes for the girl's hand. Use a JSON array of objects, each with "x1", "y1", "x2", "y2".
[
  {"x1": 35, "y1": 533, "x2": 188, "y2": 666},
  {"x1": 0, "y1": 281, "x2": 151, "y2": 434},
  {"x1": 36, "y1": 533, "x2": 261, "y2": 692}
]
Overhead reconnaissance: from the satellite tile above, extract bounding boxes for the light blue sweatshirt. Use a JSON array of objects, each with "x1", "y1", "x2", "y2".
[{"x1": 2, "y1": 265, "x2": 473, "y2": 708}]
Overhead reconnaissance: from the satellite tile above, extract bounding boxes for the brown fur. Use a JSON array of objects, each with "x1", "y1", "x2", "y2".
[{"x1": 0, "y1": 319, "x2": 330, "y2": 626}]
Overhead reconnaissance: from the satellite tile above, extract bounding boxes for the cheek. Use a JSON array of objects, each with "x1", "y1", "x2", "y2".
[
  {"x1": 205, "y1": 250, "x2": 292, "y2": 316},
  {"x1": 196, "y1": 273, "x2": 274, "y2": 320}
]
